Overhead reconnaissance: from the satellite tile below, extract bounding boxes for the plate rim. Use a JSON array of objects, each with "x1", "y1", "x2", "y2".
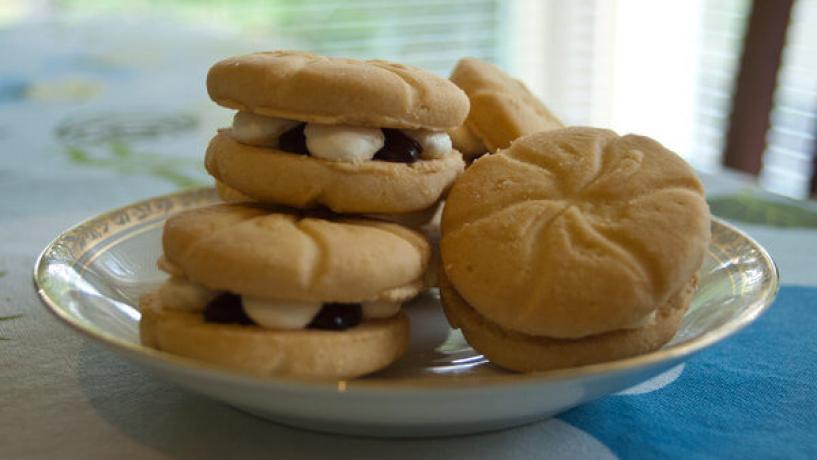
[{"x1": 33, "y1": 187, "x2": 780, "y2": 393}]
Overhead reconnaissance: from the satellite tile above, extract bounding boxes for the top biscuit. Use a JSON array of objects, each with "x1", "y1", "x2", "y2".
[
  {"x1": 163, "y1": 203, "x2": 430, "y2": 303},
  {"x1": 441, "y1": 128, "x2": 710, "y2": 339},
  {"x1": 207, "y1": 51, "x2": 470, "y2": 130},
  {"x1": 450, "y1": 58, "x2": 563, "y2": 152}
]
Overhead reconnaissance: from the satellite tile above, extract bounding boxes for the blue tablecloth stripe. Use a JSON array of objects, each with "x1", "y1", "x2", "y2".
[{"x1": 559, "y1": 285, "x2": 817, "y2": 459}]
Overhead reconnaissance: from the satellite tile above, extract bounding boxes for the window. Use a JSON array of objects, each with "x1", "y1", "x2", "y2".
[{"x1": 10, "y1": 0, "x2": 816, "y2": 198}]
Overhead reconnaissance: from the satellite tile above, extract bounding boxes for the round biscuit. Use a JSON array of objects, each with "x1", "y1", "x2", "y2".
[
  {"x1": 207, "y1": 51, "x2": 469, "y2": 130},
  {"x1": 140, "y1": 292, "x2": 409, "y2": 380},
  {"x1": 205, "y1": 130, "x2": 464, "y2": 214},
  {"x1": 441, "y1": 127, "x2": 710, "y2": 338},
  {"x1": 162, "y1": 203, "x2": 430, "y2": 302},
  {"x1": 439, "y1": 270, "x2": 696, "y2": 372},
  {"x1": 450, "y1": 58, "x2": 563, "y2": 152}
]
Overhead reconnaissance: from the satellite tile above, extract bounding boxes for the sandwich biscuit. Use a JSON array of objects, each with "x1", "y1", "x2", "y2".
[
  {"x1": 449, "y1": 58, "x2": 563, "y2": 159},
  {"x1": 205, "y1": 51, "x2": 469, "y2": 213},
  {"x1": 440, "y1": 127, "x2": 710, "y2": 371},
  {"x1": 140, "y1": 203, "x2": 430, "y2": 379}
]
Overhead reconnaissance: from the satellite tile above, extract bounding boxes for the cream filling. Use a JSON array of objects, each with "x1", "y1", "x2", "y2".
[
  {"x1": 155, "y1": 276, "x2": 402, "y2": 329},
  {"x1": 402, "y1": 129, "x2": 452, "y2": 159},
  {"x1": 229, "y1": 111, "x2": 452, "y2": 162},
  {"x1": 544, "y1": 310, "x2": 658, "y2": 339},
  {"x1": 231, "y1": 111, "x2": 300, "y2": 147},
  {"x1": 158, "y1": 277, "x2": 220, "y2": 312},
  {"x1": 157, "y1": 255, "x2": 184, "y2": 277},
  {"x1": 304, "y1": 123, "x2": 384, "y2": 162},
  {"x1": 242, "y1": 297, "x2": 323, "y2": 329}
]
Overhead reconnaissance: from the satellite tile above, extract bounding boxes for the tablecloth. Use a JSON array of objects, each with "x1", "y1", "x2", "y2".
[{"x1": 2, "y1": 16, "x2": 817, "y2": 459}]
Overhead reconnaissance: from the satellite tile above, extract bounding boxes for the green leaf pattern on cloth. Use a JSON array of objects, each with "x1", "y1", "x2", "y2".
[
  {"x1": 56, "y1": 112, "x2": 208, "y2": 189},
  {"x1": 65, "y1": 143, "x2": 205, "y2": 189}
]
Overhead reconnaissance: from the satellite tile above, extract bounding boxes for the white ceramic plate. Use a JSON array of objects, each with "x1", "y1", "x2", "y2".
[{"x1": 35, "y1": 188, "x2": 778, "y2": 437}]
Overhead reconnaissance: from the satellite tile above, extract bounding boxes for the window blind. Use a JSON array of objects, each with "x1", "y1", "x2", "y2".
[
  {"x1": 52, "y1": 0, "x2": 817, "y2": 199},
  {"x1": 58, "y1": 0, "x2": 506, "y2": 77}
]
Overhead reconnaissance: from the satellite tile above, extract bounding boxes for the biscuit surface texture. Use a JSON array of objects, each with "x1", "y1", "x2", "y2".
[
  {"x1": 441, "y1": 127, "x2": 710, "y2": 339},
  {"x1": 450, "y1": 58, "x2": 563, "y2": 152},
  {"x1": 207, "y1": 51, "x2": 469, "y2": 130},
  {"x1": 215, "y1": 179, "x2": 442, "y2": 229},
  {"x1": 215, "y1": 179, "x2": 253, "y2": 202},
  {"x1": 140, "y1": 293, "x2": 409, "y2": 379},
  {"x1": 439, "y1": 270, "x2": 697, "y2": 372},
  {"x1": 205, "y1": 131, "x2": 464, "y2": 213},
  {"x1": 163, "y1": 203, "x2": 430, "y2": 302}
]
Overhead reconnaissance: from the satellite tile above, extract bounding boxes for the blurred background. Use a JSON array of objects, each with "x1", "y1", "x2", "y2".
[{"x1": 1, "y1": 0, "x2": 815, "y2": 198}]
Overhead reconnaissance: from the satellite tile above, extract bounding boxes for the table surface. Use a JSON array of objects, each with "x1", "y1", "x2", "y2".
[{"x1": 3, "y1": 16, "x2": 817, "y2": 460}]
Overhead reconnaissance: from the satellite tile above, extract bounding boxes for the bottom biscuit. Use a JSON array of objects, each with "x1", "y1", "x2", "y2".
[
  {"x1": 438, "y1": 271, "x2": 697, "y2": 372},
  {"x1": 139, "y1": 292, "x2": 409, "y2": 380}
]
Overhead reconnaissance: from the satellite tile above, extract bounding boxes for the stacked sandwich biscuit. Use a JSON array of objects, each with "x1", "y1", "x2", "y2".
[
  {"x1": 448, "y1": 58, "x2": 564, "y2": 161},
  {"x1": 141, "y1": 51, "x2": 711, "y2": 378},
  {"x1": 140, "y1": 51, "x2": 470, "y2": 379},
  {"x1": 206, "y1": 51, "x2": 468, "y2": 216}
]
